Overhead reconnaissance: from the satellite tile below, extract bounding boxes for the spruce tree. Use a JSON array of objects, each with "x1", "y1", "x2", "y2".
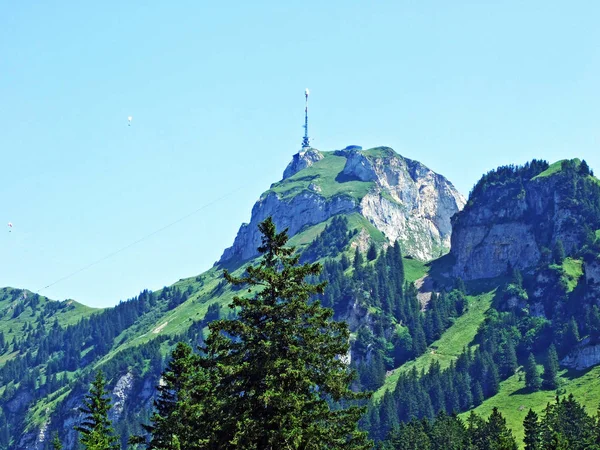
[
  {"x1": 387, "y1": 420, "x2": 432, "y2": 450},
  {"x1": 367, "y1": 242, "x2": 378, "y2": 261},
  {"x1": 546, "y1": 433, "x2": 569, "y2": 450},
  {"x1": 501, "y1": 339, "x2": 518, "y2": 377},
  {"x1": 0, "y1": 410, "x2": 9, "y2": 448},
  {"x1": 543, "y1": 345, "x2": 560, "y2": 390},
  {"x1": 523, "y1": 409, "x2": 541, "y2": 450},
  {"x1": 562, "y1": 317, "x2": 580, "y2": 352},
  {"x1": 525, "y1": 353, "x2": 542, "y2": 391},
  {"x1": 485, "y1": 407, "x2": 518, "y2": 450},
  {"x1": 429, "y1": 412, "x2": 469, "y2": 450},
  {"x1": 203, "y1": 217, "x2": 371, "y2": 449},
  {"x1": 51, "y1": 432, "x2": 63, "y2": 450},
  {"x1": 593, "y1": 406, "x2": 600, "y2": 447},
  {"x1": 136, "y1": 342, "x2": 218, "y2": 449},
  {"x1": 75, "y1": 371, "x2": 118, "y2": 450},
  {"x1": 472, "y1": 381, "x2": 484, "y2": 407},
  {"x1": 553, "y1": 240, "x2": 566, "y2": 264},
  {"x1": 353, "y1": 247, "x2": 364, "y2": 276},
  {"x1": 466, "y1": 411, "x2": 488, "y2": 449}
]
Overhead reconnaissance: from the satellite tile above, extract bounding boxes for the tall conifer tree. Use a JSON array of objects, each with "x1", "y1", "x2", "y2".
[
  {"x1": 206, "y1": 217, "x2": 371, "y2": 449},
  {"x1": 523, "y1": 409, "x2": 541, "y2": 450},
  {"x1": 525, "y1": 353, "x2": 542, "y2": 391},
  {"x1": 543, "y1": 345, "x2": 560, "y2": 390},
  {"x1": 75, "y1": 371, "x2": 118, "y2": 450}
]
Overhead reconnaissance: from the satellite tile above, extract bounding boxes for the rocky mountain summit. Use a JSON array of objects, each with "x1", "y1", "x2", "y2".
[{"x1": 220, "y1": 146, "x2": 466, "y2": 263}]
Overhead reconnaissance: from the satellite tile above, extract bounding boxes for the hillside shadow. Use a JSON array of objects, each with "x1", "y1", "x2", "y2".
[
  {"x1": 335, "y1": 171, "x2": 362, "y2": 183},
  {"x1": 426, "y1": 254, "x2": 455, "y2": 290},
  {"x1": 465, "y1": 275, "x2": 508, "y2": 296},
  {"x1": 510, "y1": 386, "x2": 538, "y2": 396},
  {"x1": 561, "y1": 366, "x2": 596, "y2": 381}
]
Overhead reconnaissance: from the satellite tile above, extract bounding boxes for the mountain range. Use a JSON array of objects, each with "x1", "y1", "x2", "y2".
[{"x1": 1, "y1": 147, "x2": 599, "y2": 449}]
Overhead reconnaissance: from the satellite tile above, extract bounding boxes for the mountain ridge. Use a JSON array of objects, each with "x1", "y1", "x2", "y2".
[{"x1": 220, "y1": 146, "x2": 465, "y2": 264}]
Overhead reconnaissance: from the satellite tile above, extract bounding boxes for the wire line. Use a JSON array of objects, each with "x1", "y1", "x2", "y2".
[{"x1": 36, "y1": 184, "x2": 249, "y2": 293}]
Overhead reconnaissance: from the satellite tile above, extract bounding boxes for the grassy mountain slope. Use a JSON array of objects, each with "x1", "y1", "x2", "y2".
[
  {"x1": 373, "y1": 290, "x2": 494, "y2": 402},
  {"x1": 0, "y1": 287, "x2": 99, "y2": 349},
  {"x1": 462, "y1": 364, "x2": 600, "y2": 445},
  {"x1": 266, "y1": 152, "x2": 374, "y2": 200}
]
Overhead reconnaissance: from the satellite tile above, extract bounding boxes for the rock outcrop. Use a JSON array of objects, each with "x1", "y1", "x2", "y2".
[
  {"x1": 451, "y1": 167, "x2": 595, "y2": 280},
  {"x1": 219, "y1": 147, "x2": 465, "y2": 264},
  {"x1": 282, "y1": 148, "x2": 324, "y2": 179},
  {"x1": 562, "y1": 338, "x2": 600, "y2": 370},
  {"x1": 220, "y1": 191, "x2": 358, "y2": 262},
  {"x1": 110, "y1": 372, "x2": 134, "y2": 421}
]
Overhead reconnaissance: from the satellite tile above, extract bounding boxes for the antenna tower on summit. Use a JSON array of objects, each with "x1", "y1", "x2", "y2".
[{"x1": 302, "y1": 88, "x2": 310, "y2": 149}]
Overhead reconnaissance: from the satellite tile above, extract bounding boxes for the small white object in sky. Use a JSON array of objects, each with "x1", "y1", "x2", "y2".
[
  {"x1": 305, "y1": 88, "x2": 309, "y2": 97},
  {"x1": 7, "y1": 222, "x2": 12, "y2": 232},
  {"x1": 128, "y1": 116, "x2": 133, "y2": 126}
]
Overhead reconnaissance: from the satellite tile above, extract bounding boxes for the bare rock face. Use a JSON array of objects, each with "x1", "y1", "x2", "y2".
[
  {"x1": 282, "y1": 148, "x2": 324, "y2": 179},
  {"x1": 6, "y1": 391, "x2": 32, "y2": 414},
  {"x1": 346, "y1": 150, "x2": 465, "y2": 260},
  {"x1": 219, "y1": 147, "x2": 465, "y2": 264},
  {"x1": 451, "y1": 172, "x2": 590, "y2": 280},
  {"x1": 586, "y1": 259, "x2": 600, "y2": 285},
  {"x1": 562, "y1": 338, "x2": 600, "y2": 370},
  {"x1": 110, "y1": 372, "x2": 134, "y2": 421},
  {"x1": 220, "y1": 191, "x2": 358, "y2": 262}
]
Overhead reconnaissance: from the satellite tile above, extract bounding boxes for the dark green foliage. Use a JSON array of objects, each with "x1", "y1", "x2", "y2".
[
  {"x1": 302, "y1": 215, "x2": 354, "y2": 262},
  {"x1": 537, "y1": 395, "x2": 597, "y2": 450},
  {"x1": 552, "y1": 240, "x2": 566, "y2": 265},
  {"x1": 580, "y1": 160, "x2": 591, "y2": 176},
  {"x1": 204, "y1": 302, "x2": 221, "y2": 322},
  {"x1": 382, "y1": 408, "x2": 516, "y2": 450},
  {"x1": 133, "y1": 342, "x2": 219, "y2": 449},
  {"x1": 525, "y1": 353, "x2": 542, "y2": 391},
  {"x1": 467, "y1": 160, "x2": 549, "y2": 206},
  {"x1": 74, "y1": 371, "x2": 118, "y2": 450},
  {"x1": 543, "y1": 345, "x2": 559, "y2": 390},
  {"x1": 213, "y1": 217, "x2": 371, "y2": 448},
  {"x1": 367, "y1": 317, "x2": 508, "y2": 440},
  {"x1": 353, "y1": 247, "x2": 364, "y2": 274},
  {"x1": 561, "y1": 317, "x2": 580, "y2": 354},
  {"x1": 51, "y1": 432, "x2": 63, "y2": 450},
  {"x1": 523, "y1": 409, "x2": 541, "y2": 450},
  {"x1": 485, "y1": 407, "x2": 518, "y2": 450},
  {"x1": 382, "y1": 419, "x2": 432, "y2": 450},
  {"x1": 141, "y1": 218, "x2": 372, "y2": 449},
  {"x1": 367, "y1": 242, "x2": 378, "y2": 261},
  {"x1": 0, "y1": 410, "x2": 9, "y2": 449}
]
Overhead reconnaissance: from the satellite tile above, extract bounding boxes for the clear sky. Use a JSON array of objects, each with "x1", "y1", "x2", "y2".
[{"x1": 1, "y1": 1, "x2": 599, "y2": 307}]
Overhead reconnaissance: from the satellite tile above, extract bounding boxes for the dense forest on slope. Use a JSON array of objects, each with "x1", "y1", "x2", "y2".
[
  {"x1": 364, "y1": 159, "x2": 600, "y2": 444},
  {"x1": 379, "y1": 394, "x2": 600, "y2": 450}
]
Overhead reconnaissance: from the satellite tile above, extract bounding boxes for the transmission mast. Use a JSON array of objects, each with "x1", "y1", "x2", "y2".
[{"x1": 302, "y1": 88, "x2": 310, "y2": 149}]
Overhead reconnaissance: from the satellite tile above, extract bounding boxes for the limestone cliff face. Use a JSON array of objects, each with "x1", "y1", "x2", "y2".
[
  {"x1": 219, "y1": 147, "x2": 465, "y2": 264},
  {"x1": 220, "y1": 191, "x2": 357, "y2": 262},
  {"x1": 349, "y1": 150, "x2": 466, "y2": 260},
  {"x1": 451, "y1": 172, "x2": 589, "y2": 280},
  {"x1": 562, "y1": 337, "x2": 600, "y2": 370}
]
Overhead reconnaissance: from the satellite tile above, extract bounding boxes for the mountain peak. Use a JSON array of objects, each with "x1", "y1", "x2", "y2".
[{"x1": 220, "y1": 146, "x2": 465, "y2": 264}]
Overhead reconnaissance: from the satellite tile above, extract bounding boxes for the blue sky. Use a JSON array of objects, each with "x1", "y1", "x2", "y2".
[{"x1": 1, "y1": 1, "x2": 599, "y2": 307}]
